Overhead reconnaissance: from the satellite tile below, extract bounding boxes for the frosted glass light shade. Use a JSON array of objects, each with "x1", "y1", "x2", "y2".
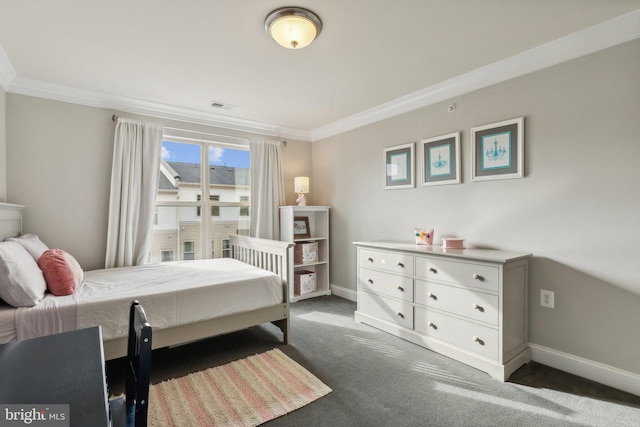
[
  {"x1": 265, "y1": 7, "x2": 322, "y2": 49},
  {"x1": 294, "y1": 176, "x2": 310, "y2": 193}
]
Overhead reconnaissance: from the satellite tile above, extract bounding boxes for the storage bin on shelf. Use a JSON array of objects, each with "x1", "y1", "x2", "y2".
[
  {"x1": 294, "y1": 241, "x2": 318, "y2": 264},
  {"x1": 294, "y1": 270, "x2": 317, "y2": 295}
]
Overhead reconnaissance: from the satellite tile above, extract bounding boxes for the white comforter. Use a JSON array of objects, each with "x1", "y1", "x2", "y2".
[{"x1": 15, "y1": 258, "x2": 282, "y2": 341}]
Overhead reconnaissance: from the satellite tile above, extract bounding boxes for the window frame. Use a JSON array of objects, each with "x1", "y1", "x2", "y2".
[{"x1": 153, "y1": 131, "x2": 250, "y2": 262}]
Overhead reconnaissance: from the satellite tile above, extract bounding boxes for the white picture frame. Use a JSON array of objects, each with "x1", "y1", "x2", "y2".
[
  {"x1": 471, "y1": 117, "x2": 524, "y2": 181},
  {"x1": 384, "y1": 142, "x2": 415, "y2": 190},
  {"x1": 421, "y1": 132, "x2": 461, "y2": 186}
]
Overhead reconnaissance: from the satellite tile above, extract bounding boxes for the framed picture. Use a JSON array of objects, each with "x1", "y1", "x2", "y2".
[
  {"x1": 421, "y1": 132, "x2": 461, "y2": 186},
  {"x1": 384, "y1": 142, "x2": 415, "y2": 189},
  {"x1": 293, "y1": 216, "x2": 311, "y2": 239},
  {"x1": 471, "y1": 117, "x2": 524, "y2": 181}
]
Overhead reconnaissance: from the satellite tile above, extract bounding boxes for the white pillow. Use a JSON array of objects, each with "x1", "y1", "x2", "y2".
[
  {"x1": 0, "y1": 241, "x2": 48, "y2": 307},
  {"x1": 7, "y1": 234, "x2": 50, "y2": 261}
]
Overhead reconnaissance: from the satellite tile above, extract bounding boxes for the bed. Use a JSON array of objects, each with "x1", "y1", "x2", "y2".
[{"x1": 0, "y1": 203, "x2": 294, "y2": 359}]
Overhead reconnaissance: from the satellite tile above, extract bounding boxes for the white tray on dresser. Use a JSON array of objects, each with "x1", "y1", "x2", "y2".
[{"x1": 354, "y1": 241, "x2": 532, "y2": 381}]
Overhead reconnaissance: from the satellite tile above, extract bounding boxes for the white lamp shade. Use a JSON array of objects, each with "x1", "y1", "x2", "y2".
[
  {"x1": 294, "y1": 176, "x2": 310, "y2": 193},
  {"x1": 265, "y1": 7, "x2": 322, "y2": 50},
  {"x1": 269, "y1": 16, "x2": 318, "y2": 49}
]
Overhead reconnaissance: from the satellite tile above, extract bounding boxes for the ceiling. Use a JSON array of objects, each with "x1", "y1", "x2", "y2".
[{"x1": 1, "y1": 1, "x2": 639, "y2": 141}]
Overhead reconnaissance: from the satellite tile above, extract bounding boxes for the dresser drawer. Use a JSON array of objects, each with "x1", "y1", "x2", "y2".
[
  {"x1": 415, "y1": 307, "x2": 498, "y2": 360},
  {"x1": 359, "y1": 268, "x2": 414, "y2": 302},
  {"x1": 358, "y1": 290, "x2": 413, "y2": 329},
  {"x1": 415, "y1": 257, "x2": 499, "y2": 292},
  {"x1": 415, "y1": 280, "x2": 499, "y2": 325},
  {"x1": 359, "y1": 248, "x2": 414, "y2": 276}
]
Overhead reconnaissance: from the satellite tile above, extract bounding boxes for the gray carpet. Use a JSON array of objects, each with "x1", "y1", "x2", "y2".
[{"x1": 107, "y1": 295, "x2": 640, "y2": 426}]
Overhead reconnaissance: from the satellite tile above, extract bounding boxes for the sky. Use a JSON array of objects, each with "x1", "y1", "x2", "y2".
[{"x1": 162, "y1": 141, "x2": 250, "y2": 168}]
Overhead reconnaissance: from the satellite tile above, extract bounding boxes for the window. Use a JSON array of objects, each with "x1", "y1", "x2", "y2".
[
  {"x1": 240, "y1": 196, "x2": 249, "y2": 217},
  {"x1": 183, "y1": 241, "x2": 195, "y2": 260},
  {"x1": 161, "y1": 250, "x2": 174, "y2": 262},
  {"x1": 151, "y1": 134, "x2": 250, "y2": 263},
  {"x1": 210, "y1": 195, "x2": 220, "y2": 217},
  {"x1": 222, "y1": 239, "x2": 231, "y2": 258}
]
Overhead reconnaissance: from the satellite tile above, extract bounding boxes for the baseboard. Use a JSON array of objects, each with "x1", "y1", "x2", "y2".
[
  {"x1": 330, "y1": 284, "x2": 356, "y2": 302},
  {"x1": 530, "y1": 343, "x2": 640, "y2": 397}
]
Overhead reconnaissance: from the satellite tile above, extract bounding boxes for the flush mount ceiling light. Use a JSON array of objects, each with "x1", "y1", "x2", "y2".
[{"x1": 265, "y1": 7, "x2": 322, "y2": 49}]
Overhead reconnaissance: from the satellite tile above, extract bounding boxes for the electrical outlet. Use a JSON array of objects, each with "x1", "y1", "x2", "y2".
[{"x1": 540, "y1": 290, "x2": 555, "y2": 308}]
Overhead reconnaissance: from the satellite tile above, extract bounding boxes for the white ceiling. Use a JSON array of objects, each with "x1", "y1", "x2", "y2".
[{"x1": 1, "y1": 1, "x2": 639, "y2": 141}]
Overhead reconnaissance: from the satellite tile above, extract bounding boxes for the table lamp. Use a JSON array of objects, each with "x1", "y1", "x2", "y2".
[{"x1": 295, "y1": 176, "x2": 309, "y2": 206}]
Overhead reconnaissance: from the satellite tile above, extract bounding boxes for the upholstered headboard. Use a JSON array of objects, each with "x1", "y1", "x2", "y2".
[{"x1": 0, "y1": 203, "x2": 24, "y2": 240}]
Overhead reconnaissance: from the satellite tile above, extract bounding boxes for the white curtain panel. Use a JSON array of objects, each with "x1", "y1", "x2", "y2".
[
  {"x1": 249, "y1": 139, "x2": 285, "y2": 239},
  {"x1": 105, "y1": 118, "x2": 163, "y2": 268}
]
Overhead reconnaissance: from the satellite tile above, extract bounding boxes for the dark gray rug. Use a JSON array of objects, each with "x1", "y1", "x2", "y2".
[{"x1": 107, "y1": 296, "x2": 640, "y2": 427}]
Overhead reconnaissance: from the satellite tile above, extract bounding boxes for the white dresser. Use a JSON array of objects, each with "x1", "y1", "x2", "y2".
[{"x1": 354, "y1": 241, "x2": 532, "y2": 381}]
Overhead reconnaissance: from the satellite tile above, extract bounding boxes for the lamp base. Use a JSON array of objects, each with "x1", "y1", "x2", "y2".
[{"x1": 296, "y1": 193, "x2": 307, "y2": 206}]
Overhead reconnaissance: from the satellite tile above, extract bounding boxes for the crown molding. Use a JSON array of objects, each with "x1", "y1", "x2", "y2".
[
  {"x1": 3, "y1": 9, "x2": 639, "y2": 142},
  {"x1": 310, "y1": 8, "x2": 640, "y2": 141},
  {"x1": 7, "y1": 76, "x2": 312, "y2": 141},
  {"x1": 0, "y1": 43, "x2": 17, "y2": 91}
]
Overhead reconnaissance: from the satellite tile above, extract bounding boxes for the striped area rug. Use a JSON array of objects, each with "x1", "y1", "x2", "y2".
[{"x1": 148, "y1": 348, "x2": 332, "y2": 426}]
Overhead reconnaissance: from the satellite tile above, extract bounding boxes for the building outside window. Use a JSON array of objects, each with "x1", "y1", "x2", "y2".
[{"x1": 149, "y1": 134, "x2": 250, "y2": 263}]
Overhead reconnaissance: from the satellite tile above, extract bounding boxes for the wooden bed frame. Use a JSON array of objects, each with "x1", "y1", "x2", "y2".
[
  {"x1": 0, "y1": 203, "x2": 294, "y2": 360},
  {"x1": 104, "y1": 235, "x2": 294, "y2": 359}
]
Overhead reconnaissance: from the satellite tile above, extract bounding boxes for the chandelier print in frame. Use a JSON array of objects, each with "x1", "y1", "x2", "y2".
[
  {"x1": 421, "y1": 132, "x2": 461, "y2": 186},
  {"x1": 471, "y1": 117, "x2": 524, "y2": 181}
]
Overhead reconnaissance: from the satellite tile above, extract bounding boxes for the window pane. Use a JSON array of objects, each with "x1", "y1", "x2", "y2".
[
  {"x1": 153, "y1": 139, "x2": 249, "y2": 261},
  {"x1": 208, "y1": 146, "x2": 250, "y2": 259}
]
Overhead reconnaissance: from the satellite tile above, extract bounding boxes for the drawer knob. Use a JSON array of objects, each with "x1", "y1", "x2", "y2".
[
  {"x1": 473, "y1": 336, "x2": 485, "y2": 346},
  {"x1": 396, "y1": 285, "x2": 404, "y2": 292},
  {"x1": 473, "y1": 273, "x2": 484, "y2": 281},
  {"x1": 472, "y1": 303, "x2": 485, "y2": 312},
  {"x1": 367, "y1": 257, "x2": 374, "y2": 262},
  {"x1": 428, "y1": 321, "x2": 437, "y2": 330},
  {"x1": 397, "y1": 312, "x2": 405, "y2": 319},
  {"x1": 428, "y1": 266, "x2": 437, "y2": 273},
  {"x1": 367, "y1": 278, "x2": 374, "y2": 285},
  {"x1": 428, "y1": 292, "x2": 437, "y2": 301},
  {"x1": 397, "y1": 262, "x2": 404, "y2": 268}
]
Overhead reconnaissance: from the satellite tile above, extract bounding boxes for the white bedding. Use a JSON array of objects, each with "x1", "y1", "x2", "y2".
[
  {"x1": 13, "y1": 258, "x2": 282, "y2": 342},
  {"x1": 0, "y1": 302, "x2": 17, "y2": 342}
]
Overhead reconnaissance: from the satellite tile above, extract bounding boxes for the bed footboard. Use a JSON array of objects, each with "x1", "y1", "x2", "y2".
[{"x1": 230, "y1": 235, "x2": 294, "y2": 343}]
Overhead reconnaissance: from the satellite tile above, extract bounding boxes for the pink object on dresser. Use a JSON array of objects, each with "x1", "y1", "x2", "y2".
[{"x1": 441, "y1": 238, "x2": 465, "y2": 249}]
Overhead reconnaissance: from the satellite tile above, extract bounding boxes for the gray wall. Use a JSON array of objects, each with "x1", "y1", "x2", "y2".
[
  {"x1": 6, "y1": 95, "x2": 312, "y2": 270},
  {"x1": 312, "y1": 39, "x2": 640, "y2": 375},
  {"x1": 0, "y1": 85, "x2": 6, "y2": 201}
]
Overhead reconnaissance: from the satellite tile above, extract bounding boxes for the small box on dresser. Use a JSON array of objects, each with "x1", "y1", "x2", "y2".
[{"x1": 294, "y1": 270, "x2": 317, "y2": 295}]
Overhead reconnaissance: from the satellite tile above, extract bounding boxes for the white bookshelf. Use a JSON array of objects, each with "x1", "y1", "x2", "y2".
[{"x1": 280, "y1": 206, "x2": 331, "y2": 302}]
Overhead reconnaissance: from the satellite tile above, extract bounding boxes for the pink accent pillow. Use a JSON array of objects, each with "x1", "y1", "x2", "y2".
[{"x1": 37, "y1": 249, "x2": 84, "y2": 296}]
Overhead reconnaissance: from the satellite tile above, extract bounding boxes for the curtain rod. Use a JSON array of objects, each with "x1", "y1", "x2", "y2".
[{"x1": 111, "y1": 114, "x2": 286, "y2": 146}]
